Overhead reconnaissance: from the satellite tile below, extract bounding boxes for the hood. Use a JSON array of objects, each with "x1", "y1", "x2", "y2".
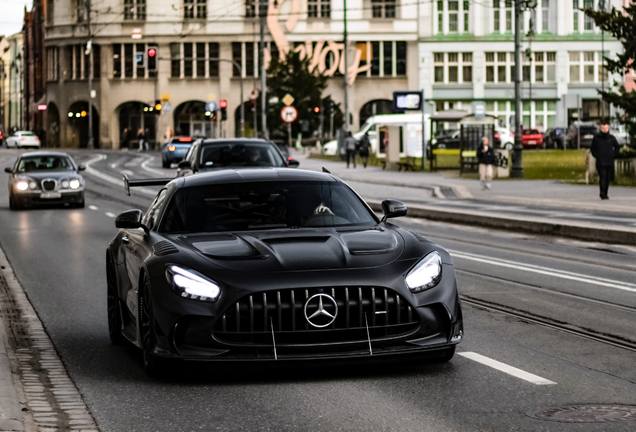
[
  {"x1": 176, "y1": 227, "x2": 404, "y2": 273},
  {"x1": 16, "y1": 171, "x2": 80, "y2": 180}
]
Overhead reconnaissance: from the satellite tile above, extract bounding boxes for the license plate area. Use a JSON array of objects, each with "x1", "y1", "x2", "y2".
[{"x1": 40, "y1": 192, "x2": 61, "y2": 199}]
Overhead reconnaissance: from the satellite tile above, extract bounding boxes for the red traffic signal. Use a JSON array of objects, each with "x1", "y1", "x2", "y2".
[
  {"x1": 147, "y1": 48, "x2": 157, "y2": 58},
  {"x1": 219, "y1": 100, "x2": 228, "y2": 109},
  {"x1": 313, "y1": 106, "x2": 320, "y2": 113}
]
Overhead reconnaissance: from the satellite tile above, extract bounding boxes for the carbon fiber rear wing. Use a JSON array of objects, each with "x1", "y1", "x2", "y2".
[{"x1": 123, "y1": 174, "x2": 173, "y2": 196}]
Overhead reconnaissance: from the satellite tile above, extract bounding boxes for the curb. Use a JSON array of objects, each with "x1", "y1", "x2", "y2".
[
  {"x1": 0, "y1": 293, "x2": 23, "y2": 432},
  {"x1": 366, "y1": 199, "x2": 636, "y2": 246}
]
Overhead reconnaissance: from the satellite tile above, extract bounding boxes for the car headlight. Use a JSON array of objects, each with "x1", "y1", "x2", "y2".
[
  {"x1": 61, "y1": 180, "x2": 70, "y2": 189},
  {"x1": 166, "y1": 265, "x2": 221, "y2": 302},
  {"x1": 16, "y1": 181, "x2": 29, "y2": 191},
  {"x1": 405, "y1": 251, "x2": 443, "y2": 293},
  {"x1": 69, "y1": 179, "x2": 81, "y2": 189}
]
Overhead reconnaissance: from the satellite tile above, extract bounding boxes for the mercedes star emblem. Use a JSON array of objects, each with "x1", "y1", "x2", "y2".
[{"x1": 304, "y1": 293, "x2": 338, "y2": 328}]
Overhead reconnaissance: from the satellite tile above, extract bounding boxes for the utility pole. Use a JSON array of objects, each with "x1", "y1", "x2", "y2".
[
  {"x1": 343, "y1": 0, "x2": 349, "y2": 133},
  {"x1": 600, "y1": 0, "x2": 605, "y2": 120},
  {"x1": 512, "y1": 0, "x2": 531, "y2": 178},
  {"x1": 259, "y1": 0, "x2": 268, "y2": 139},
  {"x1": 86, "y1": 0, "x2": 94, "y2": 149}
]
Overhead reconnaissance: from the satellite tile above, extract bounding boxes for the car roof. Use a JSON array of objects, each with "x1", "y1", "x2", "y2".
[
  {"x1": 180, "y1": 168, "x2": 338, "y2": 188},
  {"x1": 199, "y1": 138, "x2": 275, "y2": 146},
  {"x1": 18, "y1": 151, "x2": 72, "y2": 158}
]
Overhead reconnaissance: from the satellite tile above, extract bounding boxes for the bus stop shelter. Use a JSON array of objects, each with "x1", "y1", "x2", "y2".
[
  {"x1": 429, "y1": 110, "x2": 468, "y2": 171},
  {"x1": 459, "y1": 114, "x2": 497, "y2": 174}
]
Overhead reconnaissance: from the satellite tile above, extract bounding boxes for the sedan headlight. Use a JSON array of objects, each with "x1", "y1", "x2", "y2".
[
  {"x1": 29, "y1": 181, "x2": 37, "y2": 190},
  {"x1": 61, "y1": 180, "x2": 70, "y2": 189},
  {"x1": 69, "y1": 179, "x2": 81, "y2": 189},
  {"x1": 405, "y1": 251, "x2": 443, "y2": 293},
  {"x1": 16, "y1": 181, "x2": 29, "y2": 191},
  {"x1": 166, "y1": 265, "x2": 221, "y2": 302}
]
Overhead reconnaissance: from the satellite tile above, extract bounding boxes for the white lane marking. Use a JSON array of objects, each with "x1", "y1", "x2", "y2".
[
  {"x1": 124, "y1": 157, "x2": 145, "y2": 167},
  {"x1": 105, "y1": 212, "x2": 116, "y2": 218},
  {"x1": 449, "y1": 250, "x2": 636, "y2": 293},
  {"x1": 109, "y1": 157, "x2": 126, "y2": 169},
  {"x1": 459, "y1": 352, "x2": 556, "y2": 385},
  {"x1": 121, "y1": 169, "x2": 135, "y2": 176},
  {"x1": 84, "y1": 153, "x2": 156, "y2": 196},
  {"x1": 88, "y1": 205, "x2": 98, "y2": 210},
  {"x1": 140, "y1": 156, "x2": 168, "y2": 176}
]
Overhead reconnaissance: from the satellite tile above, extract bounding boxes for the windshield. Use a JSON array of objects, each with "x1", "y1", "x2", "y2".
[
  {"x1": 18, "y1": 156, "x2": 75, "y2": 172},
  {"x1": 199, "y1": 142, "x2": 285, "y2": 168},
  {"x1": 161, "y1": 181, "x2": 377, "y2": 233}
]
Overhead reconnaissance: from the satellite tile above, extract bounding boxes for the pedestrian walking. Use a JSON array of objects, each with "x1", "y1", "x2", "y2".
[
  {"x1": 143, "y1": 128, "x2": 150, "y2": 151},
  {"x1": 477, "y1": 136, "x2": 496, "y2": 190},
  {"x1": 121, "y1": 127, "x2": 129, "y2": 149},
  {"x1": 590, "y1": 122, "x2": 621, "y2": 200},
  {"x1": 358, "y1": 132, "x2": 371, "y2": 168},
  {"x1": 345, "y1": 132, "x2": 357, "y2": 168},
  {"x1": 137, "y1": 129, "x2": 144, "y2": 152}
]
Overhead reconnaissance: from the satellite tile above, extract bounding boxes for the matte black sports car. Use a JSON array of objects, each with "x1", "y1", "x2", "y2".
[
  {"x1": 5, "y1": 151, "x2": 86, "y2": 209},
  {"x1": 107, "y1": 169, "x2": 463, "y2": 375}
]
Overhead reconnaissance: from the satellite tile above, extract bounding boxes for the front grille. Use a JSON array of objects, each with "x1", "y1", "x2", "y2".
[
  {"x1": 42, "y1": 180, "x2": 56, "y2": 191},
  {"x1": 213, "y1": 287, "x2": 420, "y2": 347}
]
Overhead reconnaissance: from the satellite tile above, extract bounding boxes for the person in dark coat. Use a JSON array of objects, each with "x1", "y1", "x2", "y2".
[
  {"x1": 358, "y1": 132, "x2": 371, "y2": 168},
  {"x1": 590, "y1": 122, "x2": 621, "y2": 200},
  {"x1": 477, "y1": 136, "x2": 496, "y2": 190},
  {"x1": 344, "y1": 132, "x2": 357, "y2": 168}
]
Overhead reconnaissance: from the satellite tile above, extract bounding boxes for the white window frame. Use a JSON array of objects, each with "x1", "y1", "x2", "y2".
[
  {"x1": 308, "y1": 0, "x2": 331, "y2": 18},
  {"x1": 436, "y1": 0, "x2": 470, "y2": 35},
  {"x1": 568, "y1": 51, "x2": 605, "y2": 83},
  {"x1": 124, "y1": 0, "x2": 146, "y2": 21},
  {"x1": 184, "y1": 0, "x2": 207, "y2": 20},
  {"x1": 573, "y1": 0, "x2": 602, "y2": 33},
  {"x1": 433, "y1": 52, "x2": 472, "y2": 84},
  {"x1": 485, "y1": 52, "x2": 514, "y2": 84},
  {"x1": 492, "y1": 0, "x2": 514, "y2": 34}
]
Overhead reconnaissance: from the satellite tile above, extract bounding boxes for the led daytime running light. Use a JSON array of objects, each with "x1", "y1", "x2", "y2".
[
  {"x1": 166, "y1": 265, "x2": 221, "y2": 302},
  {"x1": 405, "y1": 251, "x2": 443, "y2": 293}
]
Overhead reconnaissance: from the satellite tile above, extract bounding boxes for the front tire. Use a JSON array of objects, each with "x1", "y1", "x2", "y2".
[{"x1": 107, "y1": 254, "x2": 126, "y2": 345}]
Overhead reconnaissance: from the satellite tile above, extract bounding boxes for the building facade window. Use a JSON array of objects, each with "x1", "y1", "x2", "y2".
[
  {"x1": 485, "y1": 52, "x2": 512, "y2": 83},
  {"x1": 492, "y1": 0, "x2": 513, "y2": 33},
  {"x1": 246, "y1": 0, "x2": 268, "y2": 18},
  {"x1": 46, "y1": 47, "x2": 59, "y2": 82},
  {"x1": 433, "y1": 52, "x2": 472, "y2": 84},
  {"x1": 66, "y1": 44, "x2": 99, "y2": 80},
  {"x1": 486, "y1": 51, "x2": 554, "y2": 84},
  {"x1": 113, "y1": 43, "x2": 156, "y2": 79},
  {"x1": 124, "y1": 0, "x2": 146, "y2": 20},
  {"x1": 573, "y1": 0, "x2": 600, "y2": 32},
  {"x1": 569, "y1": 51, "x2": 606, "y2": 83},
  {"x1": 541, "y1": 0, "x2": 550, "y2": 32},
  {"x1": 371, "y1": 0, "x2": 396, "y2": 19},
  {"x1": 169, "y1": 42, "x2": 221, "y2": 79},
  {"x1": 184, "y1": 0, "x2": 206, "y2": 19},
  {"x1": 308, "y1": 0, "x2": 331, "y2": 18},
  {"x1": 75, "y1": 0, "x2": 86, "y2": 23},
  {"x1": 437, "y1": 0, "x2": 470, "y2": 34},
  {"x1": 47, "y1": 0, "x2": 54, "y2": 25},
  {"x1": 356, "y1": 41, "x2": 406, "y2": 78}
]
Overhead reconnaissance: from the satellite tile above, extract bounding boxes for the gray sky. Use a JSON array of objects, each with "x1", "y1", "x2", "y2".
[{"x1": 0, "y1": 0, "x2": 33, "y2": 38}]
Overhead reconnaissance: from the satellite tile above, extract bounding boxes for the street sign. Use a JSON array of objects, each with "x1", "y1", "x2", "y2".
[
  {"x1": 162, "y1": 102, "x2": 172, "y2": 113},
  {"x1": 281, "y1": 106, "x2": 298, "y2": 123},
  {"x1": 250, "y1": 89, "x2": 258, "y2": 103},
  {"x1": 135, "y1": 52, "x2": 144, "y2": 65},
  {"x1": 282, "y1": 94, "x2": 294, "y2": 106},
  {"x1": 161, "y1": 93, "x2": 170, "y2": 103},
  {"x1": 269, "y1": 96, "x2": 279, "y2": 104},
  {"x1": 206, "y1": 101, "x2": 218, "y2": 112}
]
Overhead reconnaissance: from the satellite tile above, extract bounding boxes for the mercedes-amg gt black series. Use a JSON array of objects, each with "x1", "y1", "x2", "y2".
[{"x1": 107, "y1": 169, "x2": 463, "y2": 375}]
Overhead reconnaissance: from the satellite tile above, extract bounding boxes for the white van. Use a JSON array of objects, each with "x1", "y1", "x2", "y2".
[{"x1": 323, "y1": 113, "x2": 431, "y2": 157}]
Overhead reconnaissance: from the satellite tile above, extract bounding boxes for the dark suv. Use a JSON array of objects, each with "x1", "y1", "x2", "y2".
[
  {"x1": 177, "y1": 138, "x2": 299, "y2": 177},
  {"x1": 567, "y1": 122, "x2": 598, "y2": 148}
]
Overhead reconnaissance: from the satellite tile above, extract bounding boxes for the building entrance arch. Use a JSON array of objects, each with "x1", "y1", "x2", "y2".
[
  {"x1": 117, "y1": 101, "x2": 157, "y2": 149},
  {"x1": 359, "y1": 99, "x2": 393, "y2": 128},
  {"x1": 174, "y1": 101, "x2": 214, "y2": 138},
  {"x1": 67, "y1": 102, "x2": 99, "y2": 148}
]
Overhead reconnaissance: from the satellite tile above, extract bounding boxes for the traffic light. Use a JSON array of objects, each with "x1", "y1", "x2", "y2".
[
  {"x1": 147, "y1": 46, "x2": 158, "y2": 72},
  {"x1": 154, "y1": 99, "x2": 162, "y2": 114},
  {"x1": 219, "y1": 99, "x2": 227, "y2": 121},
  {"x1": 313, "y1": 106, "x2": 320, "y2": 114}
]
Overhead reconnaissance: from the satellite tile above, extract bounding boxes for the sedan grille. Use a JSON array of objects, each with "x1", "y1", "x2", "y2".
[
  {"x1": 42, "y1": 180, "x2": 56, "y2": 191},
  {"x1": 213, "y1": 287, "x2": 420, "y2": 347}
]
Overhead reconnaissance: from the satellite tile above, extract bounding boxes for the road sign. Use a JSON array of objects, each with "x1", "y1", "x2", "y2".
[
  {"x1": 161, "y1": 93, "x2": 170, "y2": 103},
  {"x1": 250, "y1": 89, "x2": 258, "y2": 103},
  {"x1": 162, "y1": 102, "x2": 172, "y2": 113},
  {"x1": 206, "y1": 101, "x2": 218, "y2": 112},
  {"x1": 281, "y1": 106, "x2": 298, "y2": 123},
  {"x1": 282, "y1": 94, "x2": 294, "y2": 106}
]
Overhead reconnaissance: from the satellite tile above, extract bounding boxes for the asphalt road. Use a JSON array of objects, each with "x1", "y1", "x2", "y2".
[{"x1": 1, "y1": 149, "x2": 636, "y2": 432}]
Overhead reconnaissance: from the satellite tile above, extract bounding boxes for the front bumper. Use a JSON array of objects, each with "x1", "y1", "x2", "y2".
[
  {"x1": 13, "y1": 189, "x2": 84, "y2": 206},
  {"x1": 143, "y1": 265, "x2": 463, "y2": 363}
]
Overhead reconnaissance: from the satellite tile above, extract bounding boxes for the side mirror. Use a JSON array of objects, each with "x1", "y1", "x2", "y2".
[
  {"x1": 381, "y1": 199, "x2": 407, "y2": 223},
  {"x1": 4, "y1": 167, "x2": 12, "y2": 174},
  {"x1": 115, "y1": 209, "x2": 149, "y2": 234},
  {"x1": 77, "y1": 164, "x2": 86, "y2": 171},
  {"x1": 178, "y1": 160, "x2": 191, "y2": 170},
  {"x1": 287, "y1": 158, "x2": 300, "y2": 168}
]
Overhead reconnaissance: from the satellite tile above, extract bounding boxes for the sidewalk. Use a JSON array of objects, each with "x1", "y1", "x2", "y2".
[{"x1": 297, "y1": 152, "x2": 636, "y2": 245}]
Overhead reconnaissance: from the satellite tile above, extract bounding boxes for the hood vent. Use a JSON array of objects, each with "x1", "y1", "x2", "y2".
[{"x1": 153, "y1": 241, "x2": 178, "y2": 256}]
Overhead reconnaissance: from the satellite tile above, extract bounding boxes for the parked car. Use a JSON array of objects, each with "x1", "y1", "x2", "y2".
[
  {"x1": 543, "y1": 128, "x2": 568, "y2": 149},
  {"x1": 494, "y1": 127, "x2": 514, "y2": 150},
  {"x1": 176, "y1": 138, "x2": 299, "y2": 177},
  {"x1": 108, "y1": 169, "x2": 463, "y2": 375},
  {"x1": 432, "y1": 129, "x2": 460, "y2": 149},
  {"x1": 521, "y1": 129, "x2": 544, "y2": 149},
  {"x1": 161, "y1": 137, "x2": 194, "y2": 168},
  {"x1": 566, "y1": 122, "x2": 598, "y2": 148},
  {"x1": 0, "y1": 130, "x2": 4, "y2": 146},
  {"x1": 5, "y1": 151, "x2": 86, "y2": 209},
  {"x1": 5, "y1": 131, "x2": 41, "y2": 149},
  {"x1": 611, "y1": 125, "x2": 631, "y2": 146}
]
